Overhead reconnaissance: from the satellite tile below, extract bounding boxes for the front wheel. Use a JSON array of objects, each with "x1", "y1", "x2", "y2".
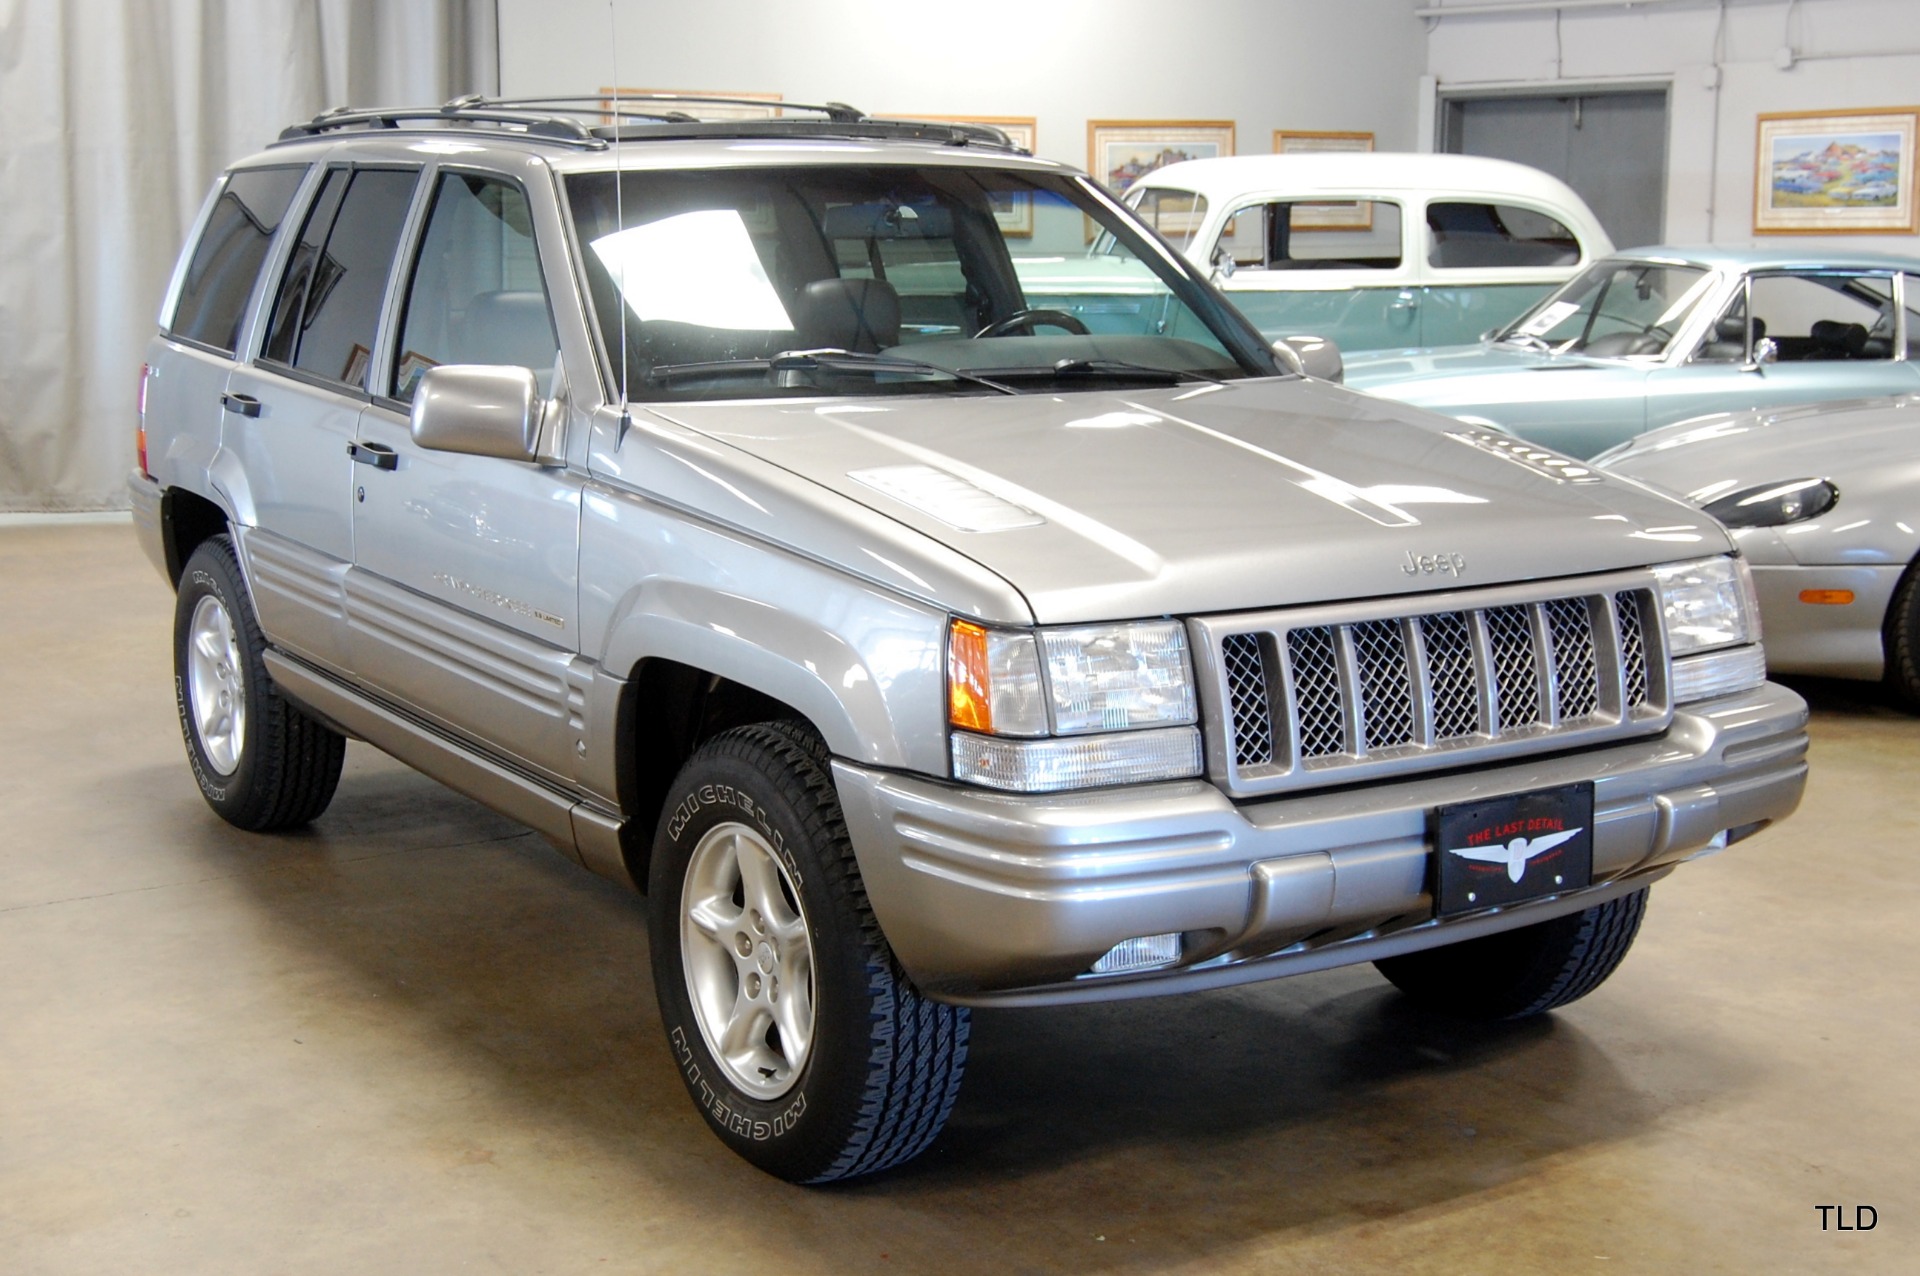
[
  {"x1": 173, "y1": 536, "x2": 345, "y2": 831},
  {"x1": 1883, "y1": 558, "x2": 1920, "y2": 711},
  {"x1": 648, "y1": 722, "x2": 969, "y2": 1182},
  {"x1": 1373, "y1": 888, "x2": 1649, "y2": 1020}
]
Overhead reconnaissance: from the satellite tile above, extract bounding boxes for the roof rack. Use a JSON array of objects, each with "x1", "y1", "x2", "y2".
[{"x1": 275, "y1": 95, "x2": 1027, "y2": 153}]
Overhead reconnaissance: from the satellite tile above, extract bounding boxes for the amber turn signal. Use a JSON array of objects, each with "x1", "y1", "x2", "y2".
[
  {"x1": 1798, "y1": 590, "x2": 1854, "y2": 605},
  {"x1": 948, "y1": 620, "x2": 993, "y2": 731}
]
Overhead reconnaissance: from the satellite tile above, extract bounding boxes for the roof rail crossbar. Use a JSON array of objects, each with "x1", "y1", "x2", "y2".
[{"x1": 273, "y1": 95, "x2": 1026, "y2": 154}]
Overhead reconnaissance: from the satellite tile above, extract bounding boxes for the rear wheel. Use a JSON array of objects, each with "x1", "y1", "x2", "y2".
[
  {"x1": 1882, "y1": 558, "x2": 1920, "y2": 711},
  {"x1": 648, "y1": 721, "x2": 969, "y2": 1182},
  {"x1": 173, "y1": 536, "x2": 344, "y2": 831},
  {"x1": 1373, "y1": 888, "x2": 1649, "y2": 1020}
]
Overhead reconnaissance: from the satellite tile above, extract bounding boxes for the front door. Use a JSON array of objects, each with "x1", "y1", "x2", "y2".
[
  {"x1": 1213, "y1": 197, "x2": 1420, "y2": 351},
  {"x1": 1646, "y1": 270, "x2": 1920, "y2": 430},
  {"x1": 347, "y1": 166, "x2": 585, "y2": 786}
]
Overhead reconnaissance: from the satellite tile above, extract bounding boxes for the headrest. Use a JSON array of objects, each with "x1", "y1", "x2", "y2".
[
  {"x1": 1810, "y1": 319, "x2": 1867, "y2": 356},
  {"x1": 795, "y1": 278, "x2": 901, "y2": 353}
]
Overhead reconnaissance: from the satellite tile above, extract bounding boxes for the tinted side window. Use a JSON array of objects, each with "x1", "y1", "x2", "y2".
[
  {"x1": 393, "y1": 174, "x2": 558, "y2": 402},
  {"x1": 262, "y1": 168, "x2": 419, "y2": 389},
  {"x1": 1427, "y1": 202, "x2": 1578, "y2": 270},
  {"x1": 170, "y1": 167, "x2": 307, "y2": 353}
]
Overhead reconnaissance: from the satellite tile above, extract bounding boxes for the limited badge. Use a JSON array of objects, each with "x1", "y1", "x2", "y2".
[{"x1": 1433, "y1": 782, "x2": 1594, "y2": 916}]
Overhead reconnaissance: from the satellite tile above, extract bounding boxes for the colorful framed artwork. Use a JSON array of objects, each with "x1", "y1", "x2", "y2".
[
  {"x1": 1754, "y1": 108, "x2": 1919, "y2": 234},
  {"x1": 887, "y1": 115, "x2": 1038, "y2": 234},
  {"x1": 1087, "y1": 120, "x2": 1236, "y2": 198},
  {"x1": 598, "y1": 88, "x2": 783, "y2": 123},
  {"x1": 1274, "y1": 129, "x2": 1376, "y2": 231}
]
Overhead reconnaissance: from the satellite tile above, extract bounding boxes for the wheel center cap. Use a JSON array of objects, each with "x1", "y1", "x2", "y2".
[{"x1": 755, "y1": 942, "x2": 776, "y2": 974}]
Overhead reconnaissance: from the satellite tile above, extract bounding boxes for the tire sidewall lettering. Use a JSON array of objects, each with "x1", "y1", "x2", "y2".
[
  {"x1": 668, "y1": 1024, "x2": 808, "y2": 1142},
  {"x1": 664, "y1": 781, "x2": 804, "y2": 889}
]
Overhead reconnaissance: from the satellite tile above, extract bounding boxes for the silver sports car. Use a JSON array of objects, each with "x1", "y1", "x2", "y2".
[{"x1": 1595, "y1": 395, "x2": 1920, "y2": 707}]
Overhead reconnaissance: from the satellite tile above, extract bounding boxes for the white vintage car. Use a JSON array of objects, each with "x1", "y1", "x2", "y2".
[{"x1": 1118, "y1": 153, "x2": 1613, "y2": 353}]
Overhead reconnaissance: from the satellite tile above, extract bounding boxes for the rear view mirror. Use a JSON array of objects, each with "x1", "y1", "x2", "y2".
[
  {"x1": 1272, "y1": 334, "x2": 1344, "y2": 384},
  {"x1": 410, "y1": 365, "x2": 562, "y2": 465}
]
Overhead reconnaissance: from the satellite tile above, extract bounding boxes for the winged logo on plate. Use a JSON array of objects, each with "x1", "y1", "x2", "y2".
[{"x1": 1447, "y1": 827, "x2": 1584, "y2": 883}]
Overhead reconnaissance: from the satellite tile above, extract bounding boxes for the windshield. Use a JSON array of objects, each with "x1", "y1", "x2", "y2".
[
  {"x1": 1496, "y1": 259, "x2": 1715, "y2": 358},
  {"x1": 565, "y1": 164, "x2": 1274, "y2": 400}
]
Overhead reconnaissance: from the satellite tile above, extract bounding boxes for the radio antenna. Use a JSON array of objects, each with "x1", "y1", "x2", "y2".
[{"x1": 608, "y1": 2, "x2": 631, "y2": 435}]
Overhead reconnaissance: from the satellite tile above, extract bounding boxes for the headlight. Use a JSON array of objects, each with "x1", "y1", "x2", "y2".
[
  {"x1": 1653, "y1": 555, "x2": 1761, "y2": 655},
  {"x1": 948, "y1": 618, "x2": 1202, "y2": 791},
  {"x1": 1654, "y1": 555, "x2": 1767, "y2": 702},
  {"x1": 1701, "y1": 478, "x2": 1837, "y2": 528}
]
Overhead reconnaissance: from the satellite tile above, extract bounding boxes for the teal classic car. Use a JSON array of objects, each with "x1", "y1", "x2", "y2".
[
  {"x1": 1119, "y1": 153, "x2": 1612, "y2": 352},
  {"x1": 1344, "y1": 246, "x2": 1920, "y2": 459}
]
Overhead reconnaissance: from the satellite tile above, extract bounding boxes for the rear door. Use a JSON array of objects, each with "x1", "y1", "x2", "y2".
[
  {"x1": 347, "y1": 161, "x2": 585, "y2": 786},
  {"x1": 1417, "y1": 198, "x2": 1587, "y2": 347},
  {"x1": 223, "y1": 163, "x2": 421, "y2": 667}
]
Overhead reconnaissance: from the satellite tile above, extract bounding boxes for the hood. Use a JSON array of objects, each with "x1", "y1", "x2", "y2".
[
  {"x1": 1598, "y1": 394, "x2": 1920, "y2": 497},
  {"x1": 1343, "y1": 343, "x2": 1639, "y2": 404},
  {"x1": 645, "y1": 379, "x2": 1723, "y2": 625}
]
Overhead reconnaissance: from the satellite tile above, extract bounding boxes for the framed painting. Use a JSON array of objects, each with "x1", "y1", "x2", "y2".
[
  {"x1": 887, "y1": 115, "x2": 1038, "y2": 234},
  {"x1": 599, "y1": 88, "x2": 782, "y2": 123},
  {"x1": 1754, "y1": 108, "x2": 1919, "y2": 234},
  {"x1": 1274, "y1": 129, "x2": 1376, "y2": 230},
  {"x1": 1087, "y1": 120, "x2": 1235, "y2": 198}
]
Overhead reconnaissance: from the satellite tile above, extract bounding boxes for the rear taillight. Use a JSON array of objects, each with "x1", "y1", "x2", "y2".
[{"x1": 136, "y1": 363, "x2": 150, "y2": 476}]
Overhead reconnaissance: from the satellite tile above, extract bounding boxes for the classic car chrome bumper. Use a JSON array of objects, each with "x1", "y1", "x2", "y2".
[{"x1": 837, "y1": 680, "x2": 1808, "y2": 1006}]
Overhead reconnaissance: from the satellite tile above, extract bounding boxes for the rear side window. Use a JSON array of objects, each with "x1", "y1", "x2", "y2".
[
  {"x1": 169, "y1": 167, "x2": 307, "y2": 353},
  {"x1": 1427, "y1": 202, "x2": 1578, "y2": 270},
  {"x1": 262, "y1": 167, "x2": 419, "y2": 389},
  {"x1": 392, "y1": 172, "x2": 556, "y2": 402}
]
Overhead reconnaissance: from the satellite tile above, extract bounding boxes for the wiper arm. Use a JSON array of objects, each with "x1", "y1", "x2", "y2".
[
  {"x1": 995, "y1": 357, "x2": 1226, "y2": 385},
  {"x1": 775, "y1": 349, "x2": 1021, "y2": 395},
  {"x1": 1497, "y1": 331, "x2": 1551, "y2": 353},
  {"x1": 644, "y1": 349, "x2": 1020, "y2": 395}
]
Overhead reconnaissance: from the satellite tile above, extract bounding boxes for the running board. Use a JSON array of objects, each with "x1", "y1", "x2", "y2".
[{"x1": 263, "y1": 650, "x2": 634, "y2": 889}]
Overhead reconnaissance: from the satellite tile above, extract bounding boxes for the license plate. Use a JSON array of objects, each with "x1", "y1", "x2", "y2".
[{"x1": 1433, "y1": 782, "x2": 1594, "y2": 917}]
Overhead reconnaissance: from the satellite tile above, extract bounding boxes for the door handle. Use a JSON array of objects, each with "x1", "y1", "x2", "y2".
[
  {"x1": 348, "y1": 441, "x2": 399, "y2": 471},
  {"x1": 220, "y1": 392, "x2": 261, "y2": 417},
  {"x1": 1388, "y1": 291, "x2": 1419, "y2": 312}
]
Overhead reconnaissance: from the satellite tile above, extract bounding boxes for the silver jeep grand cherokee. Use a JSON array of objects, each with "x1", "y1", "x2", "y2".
[{"x1": 131, "y1": 96, "x2": 1808, "y2": 1183}]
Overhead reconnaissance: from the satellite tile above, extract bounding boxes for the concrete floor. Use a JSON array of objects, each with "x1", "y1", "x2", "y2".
[{"x1": 2, "y1": 521, "x2": 1916, "y2": 1275}]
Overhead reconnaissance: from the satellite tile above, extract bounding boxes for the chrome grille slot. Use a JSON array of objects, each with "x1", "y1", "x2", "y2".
[
  {"x1": 1545, "y1": 597, "x2": 1601, "y2": 721},
  {"x1": 1485, "y1": 604, "x2": 1542, "y2": 731},
  {"x1": 1286, "y1": 626, "x2": 1345, "y2": 758},
  {"x1": 1421, "y1": 611, "x2": 1479, "y2": 741},
  {"x1": 1221, "y1": 633, "x2": 1274, "y2": 767},
  {"x1": 1351, "y1": 619, "x2": 1415, "y2": 750},
  {"x1": 1203, "y1": 570, "x2": 1672, "y2": 798},
  {"x1": 1615, "y1": 590, "x2": 1650, "y2": 709}
]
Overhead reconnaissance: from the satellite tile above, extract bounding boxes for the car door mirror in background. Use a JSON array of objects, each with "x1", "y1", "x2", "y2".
[
  {"x1": 1273, "y1": 334, "x2": 1344, "y2": 383},
  {"x1": 410, "y1": 364, "x2": 561, "y2": 465},
  {"x1": 1747, "y1": 337, "x2": 1780, "y2": 371}
]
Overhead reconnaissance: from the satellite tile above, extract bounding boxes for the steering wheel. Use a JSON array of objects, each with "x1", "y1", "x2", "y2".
[{"x1": 973, "y1": 308, "x2": 1091, "y2": 338}]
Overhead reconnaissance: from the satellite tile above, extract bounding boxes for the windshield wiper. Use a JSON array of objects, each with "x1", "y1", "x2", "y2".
[
  {"x1": 986, "y1": 357, "x2": 1227, "y2": 386},
  {"x1": 645, "y1": 349, "x2": 1020, "y2": 395}
]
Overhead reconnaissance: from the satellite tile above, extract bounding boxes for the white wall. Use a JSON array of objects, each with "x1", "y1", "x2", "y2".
[
  {"x1": 495, "y1": 0, "x2": 1429, "y2": 169},
  {"x1": 1425, "y1": 0, "x2": 1920, "y2": 252}
]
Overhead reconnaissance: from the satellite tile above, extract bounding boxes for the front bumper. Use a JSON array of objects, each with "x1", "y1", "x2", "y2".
[{"x1": 836, "y1": 681, "x2": 1808, "y2": 1006}]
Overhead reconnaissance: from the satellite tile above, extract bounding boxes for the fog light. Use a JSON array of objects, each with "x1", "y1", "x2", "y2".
[{"x1": 1090, "y1": 932, "x2": 1183, "y2": 975}]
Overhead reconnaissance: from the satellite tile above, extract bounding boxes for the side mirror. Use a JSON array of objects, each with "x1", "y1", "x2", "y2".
[
  {"x1": 410, "y1": 365, "x2": 562, "y2": 465},
  {"x1": 1210, "y1": 244, "x2": 1237, "y2": 279},
  {"x1": 1272, "y1": 334, "x2": 1344, "y2": 384},
  {"x1": 1745, "y1": 336, "x2": 1779, "y2": 371}
]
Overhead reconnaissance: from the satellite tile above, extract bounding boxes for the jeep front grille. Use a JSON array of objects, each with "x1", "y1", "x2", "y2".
[{"x1": 1192, "y1": 572, "x2": 1671, "y2": 798}]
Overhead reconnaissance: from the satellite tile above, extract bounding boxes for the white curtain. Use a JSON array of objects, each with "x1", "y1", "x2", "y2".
[{"x1": 0, "y1": 0, "x2": 498, "y2": 511}]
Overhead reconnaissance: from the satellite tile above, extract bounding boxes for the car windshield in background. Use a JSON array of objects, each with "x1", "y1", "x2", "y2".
[
  {"x1": 1498, "y1": 259, "x2": 1714, "y2": 358},
  {"x1": 565, "y1": 165, "x2": 1271, "y2": 401}
]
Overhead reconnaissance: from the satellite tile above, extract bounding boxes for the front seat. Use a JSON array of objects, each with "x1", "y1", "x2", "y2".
[{"x1": 794, "y1": 278, "x2": 902, "y2": 354}]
